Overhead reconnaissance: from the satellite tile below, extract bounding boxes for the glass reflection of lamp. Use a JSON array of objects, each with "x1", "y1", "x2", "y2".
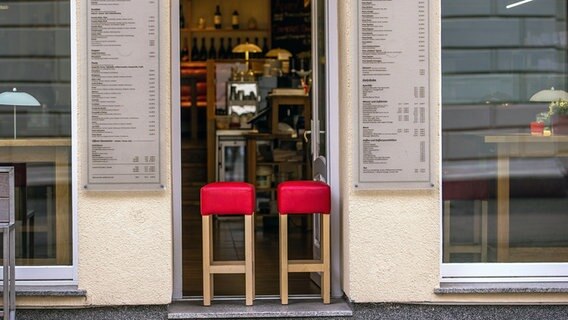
[
  {"x1": 506, "y1": 0, "x2": 535, "y2": 9},
  {"x1": 0, "y1": 88, "x2": 41, "y2": 139},
  {"x1": 529, "y1": 87, "x2": 568, "y2": 102},
  {"x1": 265, "y1": 48, "x2": 292, "y2": 74},
  {"x1": 232, "y1": 42, "x2": 262, "y2": 74},
  {"x1": 265, "y1": 48, "x2": 292, "y2": 61}
]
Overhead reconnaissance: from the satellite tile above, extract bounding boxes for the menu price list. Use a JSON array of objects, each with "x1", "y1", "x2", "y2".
[
  {"x1": 87, "y1": 0, "x2": 160, "y2": 187},
  {"x1": 357, "y1": 0, "x2": 430, "y2": 186}
]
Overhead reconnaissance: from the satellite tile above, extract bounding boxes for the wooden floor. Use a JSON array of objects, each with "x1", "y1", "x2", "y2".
[{"x1": 182, "y1": 203, "x2": 320, "y2": 297}]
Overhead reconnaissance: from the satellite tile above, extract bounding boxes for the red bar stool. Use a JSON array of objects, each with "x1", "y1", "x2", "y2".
[
  {"x1": 200, "y1": 182, "x2": 255, "y2": 306},
  {"x1": 277, "y1": 180, "x2": 331, "y2": 304}
]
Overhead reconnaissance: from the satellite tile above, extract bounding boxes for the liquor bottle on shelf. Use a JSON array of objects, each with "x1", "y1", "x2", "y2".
[
  {"x1": 214, "y1": 5, "x2": 222, "y2": 29},
  {"x1": 232, "y1": 38, "x2": 241, "y2": 59},
  {"x1": 191, "y1": 37, "x2": 200, "y2": 61},
  {"x1": 218, "y1": 37, "x2": 227, "y2": 60},
  {"x1": 231, "y1": 10, "x2": 239, "y2": 30},
  {"x1": 253, "y1": 37, "x2": 260, "y2": 58},
  {"x1": 198, "y1": 38, "x2": 207, "y2": 61},
  {"x1": 208, "y1": 38, "x2": 217, "y2": 60},
  {"x1": 262, "y1": 37, "x2": 269, "y2": 55},
  {"x1": 227, "y1": 38, "x2": 234, "y2": 59},
  {"x1": 179, "y1": 4, "x2": 185, "y2": 29},
  {"x1": 181, "y1": 37, "x2": 189, "y2": 61}
]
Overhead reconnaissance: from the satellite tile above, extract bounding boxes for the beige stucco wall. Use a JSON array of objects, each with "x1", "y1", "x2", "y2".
[{"x1": 73, "y1": 0, "x2": 173, "y2": 306}]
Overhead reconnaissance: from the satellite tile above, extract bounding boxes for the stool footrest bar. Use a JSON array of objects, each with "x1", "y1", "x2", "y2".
[
  {"x1": 210, "y1": 261, "x2": 247, "y2": 274},
  {"x1": 288, "y1": 260, "x2": 324, "y2": 273}
]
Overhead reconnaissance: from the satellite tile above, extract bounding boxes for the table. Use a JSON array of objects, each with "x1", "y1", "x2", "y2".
[
  {"x1": 269, "y1": 94, "x2": 311, "y2": 135},
  {"x1": 485, "y1": 134, "x2": 568, "y2": 262},
  {"x1": 0, "y1": 138, "x2": 71, "y2": 265}
]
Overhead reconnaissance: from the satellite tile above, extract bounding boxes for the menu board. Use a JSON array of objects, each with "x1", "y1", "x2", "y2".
[
  {"x1": 86, "y1": 0, "x2": 162, "y2": 190},
  {"x1": 355, "y1": 0, "x2": 432, "y2": 189}
]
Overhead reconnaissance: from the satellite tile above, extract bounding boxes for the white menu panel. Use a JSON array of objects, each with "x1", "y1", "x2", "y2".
[
  {"x1": 355, "y1": 0, "x2": 432, "y2": 189},
  {"x1": 86, "y1": 0, "x2": 162, "y2": 190}
]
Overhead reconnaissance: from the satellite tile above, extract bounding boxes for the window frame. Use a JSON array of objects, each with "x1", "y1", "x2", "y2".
[
  {"x1": 440, "y1": 0, "x2": 568, "y2": 282},
  {"x1": 0, "y1": 0, "x2": 78, "y2": 285}
]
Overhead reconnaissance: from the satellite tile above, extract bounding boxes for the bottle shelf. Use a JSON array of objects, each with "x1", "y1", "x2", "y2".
[
  {"x1": 181, "y1": 28, "x2": 269, "y2": 33},
  {"x1": 181, "y1": 101, "x2": 207, "y2": 108}
]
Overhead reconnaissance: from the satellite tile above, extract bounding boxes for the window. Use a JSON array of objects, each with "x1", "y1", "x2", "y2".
[
  {"x1": 442, "y1": 0, "x2": 568, "y2": 274},
  {"x1": 0, "y1": 1, "x2": 72, "y2": 273}
]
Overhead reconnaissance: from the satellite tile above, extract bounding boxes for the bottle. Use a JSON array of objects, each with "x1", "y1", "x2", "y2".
[
  {"x1": 262, "y1": 37, "x2": 269, "y2": 55},
  {"x1": 198, "y1": 38, "x2": 207, "y2": 61},
  {"x1": 253, "y1": 37, "x2": 260, "y2": 58},
  {"x1": 208, "y1": 38, "x2": 217, "y2": 60},
  {"x1": 181, "y1": 37, "x2": 189, "y2": 61},
  {"x1": 214, "y1": 5, "x2": 222, "y2": 29},
  {"x1": 227, "y1": 38, "x2": 233, "y2": 59},
  {"x1": 179, "y1": 4, "x2": 185, "y2": 29},
  {"x1": 218, "y1": 37, "x2": 227, "y2": 60},
  {"x1": 231, "y1": 10, "x2": 239, "y2": 30},
  {"x1": 232, "y1": 38, "x2": 241, "y2": 59},
  {"x1": 191, "y1": 37, "x2": 199, "y2": 61}
]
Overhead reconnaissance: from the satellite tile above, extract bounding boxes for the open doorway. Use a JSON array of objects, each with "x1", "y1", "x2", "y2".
[{"x1": 177, "y1": 0, "x2": 321, "y2": 297}]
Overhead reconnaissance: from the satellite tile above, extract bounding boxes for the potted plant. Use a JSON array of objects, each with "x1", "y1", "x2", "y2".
[{"x1": 547, "y1": 99, "x2": 568, "y2": 135}]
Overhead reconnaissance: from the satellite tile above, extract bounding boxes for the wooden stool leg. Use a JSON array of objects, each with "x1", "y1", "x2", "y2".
[
  {"x1": 443, "y1": 200, "x2": 451, "y2": 262},
  {"x1": 481, "y1": 200, "x2": 488, "y2": 262},
  {"x1": 322, "y1": 214, "x2": 331, "y2": 304},
  {"x1": 202, "y1": 215, "x2": 212, "y2": 306},
  {"x1": 251, "y1": 215, "x2": 256, "y2": 299},
  {"x1": 279, "y1": 214, "x2": 288, "y2": 304},
  {"x1": 245, "y1": 215, "x2": 254, "y2": 306}
]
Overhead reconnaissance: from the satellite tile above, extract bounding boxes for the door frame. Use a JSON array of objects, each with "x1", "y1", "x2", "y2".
[
  {"x1": 171, "y1": 0, "x2": 341, "y2": 300},
  {"x1": 171, "y1": 0, "x2": 183, "y2": 299}
]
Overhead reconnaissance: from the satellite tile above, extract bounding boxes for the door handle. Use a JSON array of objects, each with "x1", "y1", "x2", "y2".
[{"x1": 303, "y1": 130, "x2": 311, "y2": 143}]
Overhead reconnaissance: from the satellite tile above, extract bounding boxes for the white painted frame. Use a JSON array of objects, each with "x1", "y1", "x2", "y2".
[
  {"x1": 438, "y1": 1, "x2": 568, "y2": 283},
  {"x1": 0, "y1": 0, "x2": 78, "y2": 284},
  {"x1": 171, "y1": 0, "x2": 183, "y2": 299},
  {"x1": 325, "y1": 0, "x2": 341, "y2": 298}
]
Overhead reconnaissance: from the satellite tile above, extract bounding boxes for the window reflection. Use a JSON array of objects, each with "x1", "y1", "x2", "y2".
[
  {"x1": 442, "y1": 0, "x2": 568, "y2": 263},
  {"x1": 0, "y1": 1, "x2": 71, "y2": 265}
]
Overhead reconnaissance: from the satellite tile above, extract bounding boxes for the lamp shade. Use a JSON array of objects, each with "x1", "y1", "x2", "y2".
[
  {"x1": 232, "y1": 43, "x2": 262, "y2": 54},
  {"x1": 529, "y1": 87, "x2": 568, "y2": 102},
  {"x1": 0, "y1": 88, "x2": 40, "y2": 106},
  {"x1": 265, "y1": 48, "x2": 292, "y2": 60}
]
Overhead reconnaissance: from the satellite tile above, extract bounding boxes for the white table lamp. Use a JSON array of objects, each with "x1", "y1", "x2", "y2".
[
  {"x1": 529, "y1": 87, "x2": 568, "y2": 102},
  {"x1": 0, "y1": 88, "x2": 41, "y2": 139}
]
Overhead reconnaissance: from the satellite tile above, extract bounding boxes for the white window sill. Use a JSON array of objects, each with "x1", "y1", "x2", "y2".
[
  {"x1": 0, "y1": 285, "x2": 86, "y2": 297},
  {"x1": 435, "y1": 282, "x2": 568, "y2": 294}
]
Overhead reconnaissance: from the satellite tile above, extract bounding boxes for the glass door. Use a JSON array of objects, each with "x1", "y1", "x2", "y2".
[
  {"x1": 308, "y1": 0, "x2": 341, "y2": 297},
  {"x1": 308, "y1": 0, "x2": 327, "y2": 287}
]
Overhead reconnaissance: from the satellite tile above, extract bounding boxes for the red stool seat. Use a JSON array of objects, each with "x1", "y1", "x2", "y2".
[
  {"x1": 277, "y1": 181, "x2": 330, "y2": 214},
  {"x1": 200, "y1": 182, "x2": 255, "y2": 306},
  {"x1": 201, "y1": 182, "x2": 255, "y2": 215},
  {"x1": 277, "y1": 180, "x2": 331, "y2": 305}
]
